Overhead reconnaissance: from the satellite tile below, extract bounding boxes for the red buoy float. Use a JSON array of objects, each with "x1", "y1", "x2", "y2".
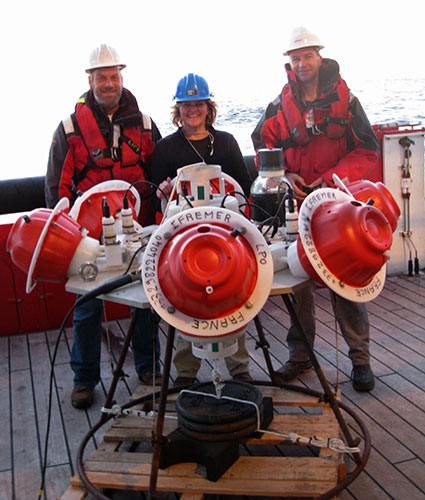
[{"x1": 158, "y1": 223, "x2": 257, "y2": 318}]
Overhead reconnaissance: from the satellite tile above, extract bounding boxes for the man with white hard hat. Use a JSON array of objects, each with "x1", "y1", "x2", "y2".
[
  {"x1": 84, "y1": 44, "x2": 126, "y2": 113},
  {"x1": 45, "y1": 44, "x2": 163, "y2": 409},
  {"x1": 252, "y1": 27, "x2": 379, "y2": 391}
]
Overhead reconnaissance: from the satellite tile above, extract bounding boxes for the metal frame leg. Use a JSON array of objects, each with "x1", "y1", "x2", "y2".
[
  {"x1": 280, "y1": 293, "x2": 361, "y2": 463},
  {"x1": 148, "y1": 323, "x2": 176, "y2": 500},
  {"x1": 100, "y1": 307, "x2": 141, "y2": 424},
  {"x1": 252, "y1": 294, "x2": 361, "y2": 464},
  {"x1": 253, "y1": 315, "x2": 275, "y2": 380}
]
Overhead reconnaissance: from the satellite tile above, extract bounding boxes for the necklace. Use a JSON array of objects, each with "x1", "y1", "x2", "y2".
[{"x1": 184, "y1": 132, "x2": 214, "y2": 162}]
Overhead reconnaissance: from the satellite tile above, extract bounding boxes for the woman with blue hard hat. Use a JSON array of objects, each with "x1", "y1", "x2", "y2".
[
  {"x1": 173, "y1": 72, "x2": 211, "y2": 102},
  {"x1": 151, "y1": 73, "x2": 254, "y2": 386},
  {"x1": 152, "y1": 73, "x2": 252, "y2": 200}
]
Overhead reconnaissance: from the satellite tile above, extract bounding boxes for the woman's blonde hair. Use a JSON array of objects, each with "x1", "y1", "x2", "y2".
[{"x1": 171, "y1": 99, "x2": 218, "y2": 128}]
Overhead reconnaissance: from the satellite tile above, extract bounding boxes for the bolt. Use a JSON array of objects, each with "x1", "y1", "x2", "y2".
[
  {"x1": 205, "y1": 286, "x2": 214, "y2": 294},
  {"x1": 245, "y1": 300, "x2": 254, "y2": 309},
  {"x1": 164, "y1": 232, "x2": 171, "y2": 240},
  {"x1": 167, "y1": 306, "x2": 175, "y2": 314}
]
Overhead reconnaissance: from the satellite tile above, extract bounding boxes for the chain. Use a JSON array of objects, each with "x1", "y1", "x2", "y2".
[{"x1": 184, "y1": 132, "x2": 214, "y2": 162}]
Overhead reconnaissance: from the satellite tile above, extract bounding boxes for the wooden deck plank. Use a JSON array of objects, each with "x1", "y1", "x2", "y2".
[
  {"x1": 0, "y1": 336, "x2": 11, "y2": 474},
  {"x1": 41, "y1": 327, "x2": 102, "y2": 470},
  {"x1": 396, "y1": 458, "x2": 425, "y2": 493},
  {"x1": 341, "y1": 384, "x2": 421, "y2": 464},
  {"x1": 57, "y1": 483, "x2": 88, "y2": 500},
  {"x1": 44, "y1": 464, "x2": 77, "y2": 500},
  {"x1": 308, "y1": 293, "x2": 425, "y2": 389},
  {"x1": 10, "y1": 363, "x2": 42, "y2": 499},
  {"x1": 347, "y1": 448, "x2": 425, "y2": 500},
  {"x1": 29, "y1": 332, "x2": 71, "y2": 467},
  {"x1": 375, "y1": 289, "x2": 425, "y2": 320},
  {"x1": 380, "y1": 372, "x2": 425, "y2": 412},
  {"x1": 367, "y1": 309, "x2": 425, "y2": 354},
  {"x1": 81, "y1": 457, "x2": 339, "y2": 483},
  {"x1": 261, "y1": 296, "x2": 356, "y2": 378},
  {"x1": 338, "y1": 464, "x2": 394, "y2": 500},
  {"x1": 315, "y1": 292, "x2": 425, "y2": 367},
  {"x1": 102, "y1": 411, "x2": 341, "y2": 448},
  {"x1": 0, "y1": 470, "x2": 13, "y2": 500},
  {"x1": 5, "y1": 275, "x2": 425, "y2": 499},
  {"x1": 180, "y1": 493, "x2": 204, "y2": 500},
  {"x1": 74, "y1": 456, "x2": 339, "y2": 497}
]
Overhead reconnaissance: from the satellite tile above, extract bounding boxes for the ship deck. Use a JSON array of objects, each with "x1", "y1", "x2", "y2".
[{"x1": 1, "y1": 273, "x2": 425, "y2": 500}]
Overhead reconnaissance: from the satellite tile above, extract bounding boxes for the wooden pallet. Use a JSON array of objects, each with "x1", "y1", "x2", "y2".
[{"x1": 59, "y1": 385, "x2": 346, "y2": 500}]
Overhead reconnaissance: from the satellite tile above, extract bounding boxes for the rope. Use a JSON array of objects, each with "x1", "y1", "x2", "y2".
[
  {"x1": 101, "y1": 404, "x2": 177, "y2": 420},
  {"x1": 102, "y1": 388, "x2": 359, "y2": 454},
  {"x1": 161, "y1": 170, "x2": 183, "y2": 222},
  {"x1": 179, "y1": 389, "x2": 359, "y2": 454}
]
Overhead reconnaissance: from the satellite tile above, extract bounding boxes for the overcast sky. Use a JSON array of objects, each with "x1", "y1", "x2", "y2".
[{"x1": 2, "y1": 0, "x2": 424, "y2": 179}]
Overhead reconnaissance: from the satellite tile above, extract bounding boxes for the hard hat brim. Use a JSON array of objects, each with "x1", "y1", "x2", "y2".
[
  {"x1": 85, "y1": 63, "x2": 126, "y2": 74},
  {"x1": 174, "y1": 94, "x2": 213, "y2": 102},
  {"x1": 284, "y1": 44, "x2": 324, "y2": 56}
]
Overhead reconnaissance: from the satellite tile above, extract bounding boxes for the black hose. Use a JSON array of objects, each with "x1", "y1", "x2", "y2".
[{"x1": 75, "y1": 271, "x2": 140, "y2": 307}]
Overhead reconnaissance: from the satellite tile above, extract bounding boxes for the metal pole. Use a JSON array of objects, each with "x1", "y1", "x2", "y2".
[
  {"x1": 100, "y1": 307, "x2": 141, "y2": 424},
  {"x1": 148, "y1": 323, "x2": 176, "y2": 500},
  {"x1": 253, "y1": 315, "x2": 276, "y2": 380}
]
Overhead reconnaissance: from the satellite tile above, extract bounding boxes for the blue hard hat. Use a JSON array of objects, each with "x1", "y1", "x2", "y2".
[{"x1": 173, "y1": 73, "x2": 213, "y2": 102}]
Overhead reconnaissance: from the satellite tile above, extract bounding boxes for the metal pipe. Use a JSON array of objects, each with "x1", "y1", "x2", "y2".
[
  {"x1": 100, "y1": 307, "x2": 140, "y2": 424},
  {"x1": 148, "y1": 324, "x2": 176, "y2": 500},
  {"x1": 253, "y1": 315, "x2": 275, "y2": 380}
]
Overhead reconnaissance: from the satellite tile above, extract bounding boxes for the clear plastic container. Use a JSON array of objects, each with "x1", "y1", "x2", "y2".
[{"x1": 250, "y1": 148, "x2": 288, "y2": 225}]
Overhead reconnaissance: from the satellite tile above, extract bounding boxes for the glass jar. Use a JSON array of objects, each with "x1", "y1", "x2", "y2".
[{"x1": 250, "y1": 148, "x2": 288, "y2": 225}]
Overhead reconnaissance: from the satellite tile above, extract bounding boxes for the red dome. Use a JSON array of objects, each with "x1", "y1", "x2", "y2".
[
  {"x1": 7, "y1": 206, "x2": 82, "y2": 283},
  {"x1": 158, "y1": 223, "x2": 258, "y2": 318},
  {"x1": 347, "y1": 180, "x2": 400, "y2": 232},
  {"x1": 311, "y1": 200, "x2": 393, "y2": 287}
]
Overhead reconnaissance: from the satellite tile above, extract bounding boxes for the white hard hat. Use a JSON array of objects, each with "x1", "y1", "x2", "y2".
[
  {"x1": 284, "y1": 27, "x2": 324, "y2": 55},
  {"x1": 85, "y1": 44, "x2": 126, "y2": 73}
]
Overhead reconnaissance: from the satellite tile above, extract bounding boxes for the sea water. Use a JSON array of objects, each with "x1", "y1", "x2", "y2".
[
  {"x1": 158, "y1": 77, "x2": 425, "y2": 157},
  {"x1": 216, "y1": 77, "x2": 425, "y2": 155},
  {"x1": 3, "y1": 77, "x2": 424, "y2": 180}
]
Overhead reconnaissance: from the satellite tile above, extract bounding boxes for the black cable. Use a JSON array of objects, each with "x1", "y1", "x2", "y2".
[
  {"x1": 37, "y1": 303, "x2": 78, "y2": 500},
  {"x1": 37, "y1": 269, "x2": 141, "y2": 499},
  {"x1": 123, "y1": 179, "x2": 170, "y2": 206},
  {"x1": 262, "y1": 194, "x2": 287, "y2": 238},
  {"x1": 220, "y1": 190, "x2": 252, "y2": 219},
  {"x1": 123, "y1": 243, "x2": 147, "y2": 275},
  {"x1": 179, "y1": 191, "x2": 194, "y2": 208},
  {"x1": 242, "y1": 201, "x2": 274, "y2": 220},
  {"x1": 262, "y1": 180, "x2": 291, "y2": 238},
  {"x1": 258, "y1": 215, "x2": 278, "y2": 233},
  {"x1": 75, "y1": 271, "x2": 141, "y2": 308},
  {"x1": 39, "y1": 181, "x2": 163, "y2": 497}
]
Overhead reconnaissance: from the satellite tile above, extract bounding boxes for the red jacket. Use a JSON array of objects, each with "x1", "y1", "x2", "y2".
[
  {"x1": 252, "y1": 59, "x2": 379, "y2": 186},
  {"x1": 45, "y1": 88, "x2": 161, "y2": 226}
]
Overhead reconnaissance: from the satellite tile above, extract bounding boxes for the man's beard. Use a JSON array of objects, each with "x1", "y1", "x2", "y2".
[{"x1": 94, "y1": 89, "x2": 121, "y2": 112}]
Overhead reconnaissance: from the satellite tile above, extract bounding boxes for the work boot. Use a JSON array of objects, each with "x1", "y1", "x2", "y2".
[
  {"x1": 352, "y1": 364, "x2": 375, "y2": 391},
  {"x1": 71, "y1": 386, "x2": 94, "y2": 409},
  {"x1": 274, "y1": 360, "x2": 313, "y2": 382},
  {"x1": 138, "y1": 370, "x2": 162, "y2": 385},
  {"x1": 232, "y1": 371, "x2": 254, "y2": 382},
  {"x1": 173, "y1": 376, "x2": 198, "y2": 387}
]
